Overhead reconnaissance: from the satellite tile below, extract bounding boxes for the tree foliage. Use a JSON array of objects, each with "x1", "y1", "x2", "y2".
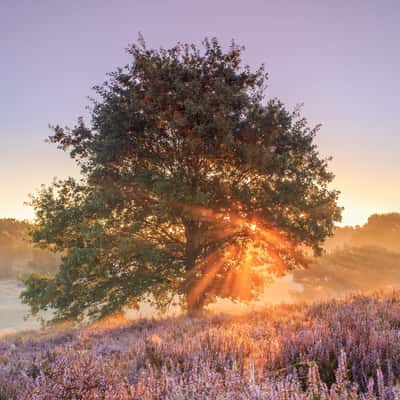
[{"x1": 22, "y1": 38, "x2": 341, "y2": 322}]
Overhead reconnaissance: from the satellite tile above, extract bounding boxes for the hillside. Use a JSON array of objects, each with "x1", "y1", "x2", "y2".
[{"x1": 1, "y1": 291, "x2": 400, "y2": 399}]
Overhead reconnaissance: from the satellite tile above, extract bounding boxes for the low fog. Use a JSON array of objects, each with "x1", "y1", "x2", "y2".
[{"x1": 1, "y1": 213, "x2": 399, "y2": 332}]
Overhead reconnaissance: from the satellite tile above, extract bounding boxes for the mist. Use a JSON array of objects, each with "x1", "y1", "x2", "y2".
[{"x1": 1, "y1": 213, "x2": 399, "y2": 332}]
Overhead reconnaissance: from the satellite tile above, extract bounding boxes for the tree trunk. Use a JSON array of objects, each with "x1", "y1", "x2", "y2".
[
  {"x1": 183, "y1": 220, "x2": 202, "y2": 270},
  {"x1": 186, "y1": 293, "x2": 206, "y2": 317},
  {"x1": 183, "y1": 219, "x2": 206, "y2": 316}
]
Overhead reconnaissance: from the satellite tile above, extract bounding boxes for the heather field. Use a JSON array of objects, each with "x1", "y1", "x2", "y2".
[
  {"x1": 2, "y1": 291, "x2": 400, "y2": 399},
  {"x1": 2, "y1": 1, "x2": 400, "y2": 399}
]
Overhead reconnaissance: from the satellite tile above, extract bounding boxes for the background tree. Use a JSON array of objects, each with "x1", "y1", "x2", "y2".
[
  {"x1": 22, "y1": 38, "x2": 341, "y2": 322},
  {"x1": 0, "y1": 219, "x2": 58, "y2": 279},
  {"x1": 321, "y1": 212, "x2": 400, "y2": 253},
  {"x1": 292, "y1": 213, "x2": 400, "y2": 302},
  {"x1": 293, "y1": 246, "x2": 400, "y2": 302},
  {"x1": 350, "y1": 213, "x2": 400, "y2": 251}
]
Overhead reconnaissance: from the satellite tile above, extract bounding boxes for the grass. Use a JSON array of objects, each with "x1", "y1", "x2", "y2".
[{"x1": 1, "y1": 291, "x2": 400, "y2": 398}]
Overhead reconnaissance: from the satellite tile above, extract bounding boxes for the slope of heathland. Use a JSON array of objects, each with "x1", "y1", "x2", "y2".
[{"x1": 2, "y1": 291, "x2": 400, "y2": 399}]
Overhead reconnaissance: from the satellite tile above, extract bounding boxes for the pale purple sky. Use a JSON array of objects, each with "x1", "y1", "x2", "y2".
[{"x1": 1, "y1": 0, "x2": 399, "y2": 225}]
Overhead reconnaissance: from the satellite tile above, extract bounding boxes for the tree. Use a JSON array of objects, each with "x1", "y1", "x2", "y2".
[
  {"x1": 21, "y1": 38, "x2": 341, "y2": 322},
  {"x1": 0, "y1": 219, "x2": 58, "y2": 279},
  {"x1": 292, "y1": 246, "x2": 400, "y2": 302},
  {"x1": 350, "y1": 213, "x2": 400, "y2": 251},
  {"x1": 322, "y1": 213, "x2": 400, "y2": 253}
]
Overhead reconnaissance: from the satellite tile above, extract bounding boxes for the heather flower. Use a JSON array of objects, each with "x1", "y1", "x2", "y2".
[{"x1": 1, "y1": 291, "x2": 400, "y2": 399}]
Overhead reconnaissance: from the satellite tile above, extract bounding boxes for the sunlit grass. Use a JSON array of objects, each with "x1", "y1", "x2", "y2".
[{"x1": 2, "y1": 290, "x2": 400, "y2": 398}]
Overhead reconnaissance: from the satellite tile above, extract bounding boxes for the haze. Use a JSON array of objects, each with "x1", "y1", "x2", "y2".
[{"x1": 1, "y1": 0, "x2": 400, "y2": 225}]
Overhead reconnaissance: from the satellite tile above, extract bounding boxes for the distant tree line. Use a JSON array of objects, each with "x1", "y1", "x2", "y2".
[
  {"x1": 0, "y1": 219, "x2": 59, "y2": 279},
  {"x1": 292, "y1": 213, "x2": 400, "y2": 301},
  {"x1": 324, "y1": 213, "x2": 400, "y2": 252},
  {"x1": 1, "y1": 212, "x2": 399, "y2": 303}
]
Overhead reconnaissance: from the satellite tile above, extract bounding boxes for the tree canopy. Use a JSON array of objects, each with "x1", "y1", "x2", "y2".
[{"x1": 22, "y1": 38, "x2": 341, "y2": 322}]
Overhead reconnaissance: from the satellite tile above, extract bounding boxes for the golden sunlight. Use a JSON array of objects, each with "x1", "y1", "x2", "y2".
[{"x1": 183, "y1": 203, "x2": 294, "y2": 306}]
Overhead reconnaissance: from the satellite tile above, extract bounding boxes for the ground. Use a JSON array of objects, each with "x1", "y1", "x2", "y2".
[{"x1": 1, "y1": 291, "x2": 400, "y2": 399}]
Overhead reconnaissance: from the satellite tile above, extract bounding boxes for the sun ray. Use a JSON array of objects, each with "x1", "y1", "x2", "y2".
[{"x1": 179, "y1": 201, "x2": 300, "y2": 307}]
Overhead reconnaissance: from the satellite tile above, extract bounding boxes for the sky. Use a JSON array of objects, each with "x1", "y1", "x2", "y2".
[{"x1": 1, "y1": 0, "x2": 399, "y2": 226}]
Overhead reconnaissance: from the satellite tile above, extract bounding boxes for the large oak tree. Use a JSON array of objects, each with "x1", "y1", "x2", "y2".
[{"x1": 22, "y1": 38, "x2": 341, "y2": 321}]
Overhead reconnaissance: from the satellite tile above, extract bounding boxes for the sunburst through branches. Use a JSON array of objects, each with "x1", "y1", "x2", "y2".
[{"x1": 180, "y1": 203, "x2": 305, "y2": 311}]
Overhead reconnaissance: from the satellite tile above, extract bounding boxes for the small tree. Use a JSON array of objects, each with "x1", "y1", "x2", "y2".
[{"x1": 22, "y1": 38, "x2": 341, "y2": 321}]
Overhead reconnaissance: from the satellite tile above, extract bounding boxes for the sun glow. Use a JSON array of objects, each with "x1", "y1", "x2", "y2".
[{"x1": 182, "y1": 203, "x2": 296, "y2": 308}]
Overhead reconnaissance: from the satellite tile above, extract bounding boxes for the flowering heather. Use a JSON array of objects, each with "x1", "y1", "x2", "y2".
[{"x1": 2, "y1": 291, "x2": 400, "y2": 399}]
